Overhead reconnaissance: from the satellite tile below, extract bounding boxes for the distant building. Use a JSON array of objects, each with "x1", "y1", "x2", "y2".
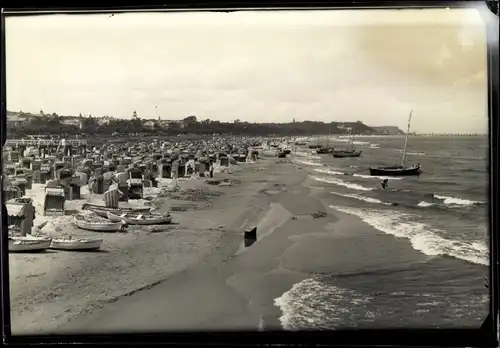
[
  {"x1": 143, "y1": 119, "x2": 157, "y2": 130},
  {"x1": 61, "y1": 116, "x2": 83, "y2": 129},
  {"x1": 96, "y1": 116, "x2": 115, "y2": 126},
  {"x1": 159, "y1": 119, "x2": 187, "y2": 129},
  {"x1": 6, "y1": 112, "x2": 31, "y2": 128}
]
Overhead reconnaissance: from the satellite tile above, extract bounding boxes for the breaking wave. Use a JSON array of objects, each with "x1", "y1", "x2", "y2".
[
  {"x1": 310, "y1": 176, "x2": 374, "y2": 191},
  {"x1": 294, "y1": 159, "x2": 323, "y2": 167},
  {"x1": 329, "y1": 205, "x2": 488, "y2": 266},
  {"x1": 330, "y1": 192, "x2": 393, "y2": 206},
  {"x1": 417, "y1": 201, "x2": 435, "y2": 208},
  {"x1": 314, "y1": 168, "x2": 403, "y2": 181},
  {"x1": 433, "y1": 194, "x2": 486, "y2": 207},
  {"x1": 274, "y1": 279, "x2": 373, "y2": 330}
]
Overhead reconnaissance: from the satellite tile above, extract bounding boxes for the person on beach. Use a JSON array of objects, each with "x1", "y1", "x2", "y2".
[
  {"x1": 209, "y1": 162, "x2": 214, "y2": 178},
  {"x1": 381, "y1": 179, "x2": 389, "y2": 189},
  {"x1": 88, "y1": 172, "x2": 96, "y2": 194}
]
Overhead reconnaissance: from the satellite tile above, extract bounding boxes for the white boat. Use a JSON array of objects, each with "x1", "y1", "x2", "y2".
[
  {"x1": 106, "y1": 211, "x2": 172, "y2": 225},
  {"x1": 50, "y1": 237, "x2": 103, "y2": 251},
  {"x1": 9, "y1": 238, "x2": 52, "y2": 253},
  {"x1": 74, "y1": 213, "x2": 125, "y2": 232}
]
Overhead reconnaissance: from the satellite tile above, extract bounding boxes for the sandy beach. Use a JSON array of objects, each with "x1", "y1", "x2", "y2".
[
  {"x1": 10, "y1": 145, "x2": 488, "y2": 335},
  {"x1": 9, "y1": 154, "x2": 296, "y2": 334},
  {"x1": 3, "y1": 149, "x2": 408, "y2": 335}
]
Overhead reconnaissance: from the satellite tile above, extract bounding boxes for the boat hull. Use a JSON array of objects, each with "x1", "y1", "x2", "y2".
[
  {"x1": 87, "y1": 207, "x2": 152, "y2": 219},
  {"x1": 50, "y1": 239, "x2": 103, "y2": 251},
  {"x1": 9, "y1": 239, "x2": 52, "y2": 252},
  {"x1": 82, "y1": 203, "x2": 151, "y2": 214},
  {"x1": 332, "y1": 151, "x2": 362, "y2": 158},
  {"x1": 369, "y1": 165, "x2": 421, "y2": 177},
  {"x1": 74, "y1": 214, "x2": 125, "y2": 232},
  {"x1": 106, "y1": 211, "x2": 172, "y2": 225},
  {"x1": 316, "y1": 148, "x2": 333, "y2": 154}
]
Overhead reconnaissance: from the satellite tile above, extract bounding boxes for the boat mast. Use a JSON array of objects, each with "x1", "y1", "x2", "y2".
[
  {"x1": 401, "y1": 110, "x2": 413, "y2": 167},
  {"x1": 327, "y1": 124, "x2": 330, "y2": 148},
  {"x1": 350, "y1": 128, "x2": 354, "y2": 150}
]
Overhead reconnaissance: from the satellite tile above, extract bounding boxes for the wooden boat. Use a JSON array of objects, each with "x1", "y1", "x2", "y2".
[
  {"x1": 317, "y1": 127, "x2": 334, "y2": 154},
  {"x1": 369, "y1": 165, "x2": 420, "y2": 176},
  {"x1": 50, "y1": 237, "x2": 103, "y2": 251},
  {"x1": 332, "y1": 128, "x2": 362, "y2": 158},
  {"x1": 9, "y1": 237, "x2": 52, "y2": 253},
  {"x1": 106, "y1": 211, "x2": 172, "y2": 225},
  {"x1": 332, "y1": 149, "x2": 362, "y2": 158},
  {"x1": 82, "y1": 203, "x2": 152, "y2": 213},
  {"x1": 82, "y1": 203, "x2": 152, "y2": 218},
  {"x1": 74, "y1": 213, "x2": 125, "y2": 232},
  {"x1": 369, "y1": 111, "x2": 421, "y2": 177},
  {"x1": 316, "y1": 147, "x2": 333, "y2": 154},
  {"x1": 294, "y1": 141, "x2": 306, "y2": 146}
]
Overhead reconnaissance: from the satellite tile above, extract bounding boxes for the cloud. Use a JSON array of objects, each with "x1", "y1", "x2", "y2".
[{"x1": 5, "y1": 8, "x2": 488, "y2": 133}]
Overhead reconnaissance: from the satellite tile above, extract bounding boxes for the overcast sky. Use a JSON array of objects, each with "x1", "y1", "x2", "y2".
[{"x1": 5, "y1": 7, "x2": 489, "y2": 133}]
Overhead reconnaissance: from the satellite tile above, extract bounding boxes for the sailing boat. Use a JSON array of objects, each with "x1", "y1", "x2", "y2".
[
  {"x1": 308, "y1": 134, "x2": 322, "y2": 149},
  {"x1": 332, "y1": 127, "x2": 362, "y2": 158},
  {"x1": 369, "y1": 110, "x2": 421, "y2": 176},
  {"x1": 317, "y1": 124, "x2": 334, "y2": 154}
]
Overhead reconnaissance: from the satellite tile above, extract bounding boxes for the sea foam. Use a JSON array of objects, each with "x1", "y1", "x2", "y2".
[
  {"x1": 274, "y1": 278, "x2": 372, "y2": 330},
  {"x1": 310, "y1": 176, "x2": 374, "y2": 191},
  {"x1": 294, "y1": 159, "x2": 323, "y2": 167},
  {"x1": 433, "y1": 194, "x2": 485, "y2": 207},
  {"x1": 330, "y1": 191, "x2": 393, "y2": 206},
  {"x1": 329, "y1": 205, "x2": 488, "y2": 266}
]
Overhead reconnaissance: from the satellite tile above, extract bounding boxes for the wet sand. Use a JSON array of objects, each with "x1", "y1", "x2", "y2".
[
  {"x1": 54, "y1": 156, "x2": 432, "y2": 334},
  {"x1": 12, "y1": 152, "x2": 445, "y2": 335}
]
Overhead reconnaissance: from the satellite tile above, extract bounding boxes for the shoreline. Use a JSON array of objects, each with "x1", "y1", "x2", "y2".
[
  {"x1": 54, "y1": 154, "x2": 451, "y2": 334},
  {"x1": 10, "y1": 152, "x2": 488, "y2": 334}
]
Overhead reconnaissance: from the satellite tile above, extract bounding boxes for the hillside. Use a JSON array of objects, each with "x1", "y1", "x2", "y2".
[{"x1": 6, "y1": 110, "x2": 401, "y2": 137}]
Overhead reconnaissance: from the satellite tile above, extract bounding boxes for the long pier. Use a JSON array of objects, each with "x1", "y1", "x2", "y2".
[{"x1": 5, "y1": 139, "x2": 88, "y2": 147}]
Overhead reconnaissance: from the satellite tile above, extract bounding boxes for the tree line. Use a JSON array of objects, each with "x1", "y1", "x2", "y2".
[{"x1": 7, "y1": 113, "x2": 385, "y2": 138}]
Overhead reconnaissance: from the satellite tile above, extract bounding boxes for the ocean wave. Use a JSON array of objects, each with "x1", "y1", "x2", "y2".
[
  {"x1": 331, "y1": 139, "x2": 370, "y2": 146},
  {"x1": 314, "y1": 168, "x2": 403, "y2": 181},
  {"x1": 353, "y1": 173, "x2": 403, "y2": 180},
  {"x1": 425, "y1": 154, "x2": 485, "y2": 161},
  {"x1": 328, "y1": 205, "x2": 489, "y2": 266},
  {"x1": 294, "y1": 159, "x2": 323, "y2": 167},
  {"x1": 417, "y1": 201, "x2": 435, "y2": 208},
  {"x1": 433, "y1": 194, "x2": 486, "y2": 207},
  {"x1": 330, "y1": 191, "x2": 393, "y2": 206},
  {"x1": 395, "y1": 150, "x2": 426, "y2": 156},
  {"x1": 314, "y1": 168, "x2": 345, "y2": 176},
  {"x1": 274, "y1": 278, "x2": 373, "y2": 330},
  {"x1": 310, "y1": 176, "x2": 374, "y2": 191}
]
